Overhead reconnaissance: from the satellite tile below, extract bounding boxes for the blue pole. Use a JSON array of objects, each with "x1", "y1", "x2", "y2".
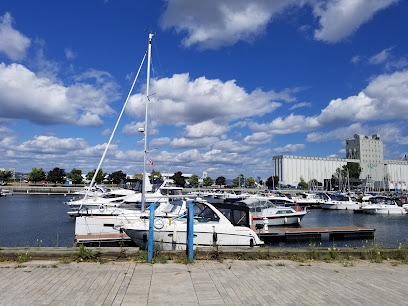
[
  {"x1": 187, "y1": 202, "x2": 194, "y2": 262},
  {"x1": 147, "y1": 202, "x2": 155, "y2": 263}
]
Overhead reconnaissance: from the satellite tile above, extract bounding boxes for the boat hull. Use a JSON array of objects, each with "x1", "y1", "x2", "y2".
[
  {"x1": 252, "y1": 213, "x2": 306, "y2": 226},
  {"x1": 124, "y1": 221, "x2": 263, "y2": 251},
  {"x1": 362, "y1": 207, "x2": 406, "y2": 215},
  {"x1": 320, "y1": 202, "x2": 360, "y2": 210}
]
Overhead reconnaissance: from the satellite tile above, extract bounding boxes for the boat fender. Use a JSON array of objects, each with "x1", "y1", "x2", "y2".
[
  {"x1": 154, "y1": 219, "x2": 164, "y2": 229},
  {"x1": 294, "y1": 206, "x2": 301, "y2": 212},
  {"x1": 142, "y1": 233, "x2": 147, "y2": 243},
  {"x1": 213, "y1": 232, "x2": 217, "y2": 245},
  {"x1": 250, "y1": 238, "x2": 254, "y2": 247}
]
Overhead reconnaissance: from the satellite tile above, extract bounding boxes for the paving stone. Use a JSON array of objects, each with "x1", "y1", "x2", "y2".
[{"x1": 1, "y1": 260, "x2": 408, "y2": 305}]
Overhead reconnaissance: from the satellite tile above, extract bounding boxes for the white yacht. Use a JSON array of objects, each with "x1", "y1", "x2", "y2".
[
  {"x1": 70, "y1": 182, "x2": 185, "y2": 217},
  {"x1": 71, "y1": 185, "x2": 107, "y2": 196},
  {"x1": 121, "y1": 200, "x2": 264, "y2": 250},
  {"x1": 259, "y1": 192, "x2": 295, "y2": 206},
  {"x1": 362, "y1": 196, "x2": 406, "y2": 215},
  {"x1": 241, "y1": 197, "x2": 307, "y2": 226},
  {"x1": 203, "y1": 190, "x2": 247, "y2": 204},
  {"x1": 293, "y1": 192, "x2": 326, "y2": 207},
  {"x1": 66, "y1": 188, "x2": 135, "y2": 210},
  {"x1": 75, "y1": 198, "x2": 188, "y2": 245},
  {"x1": 0, "y1": 189, "x2": 12, "y2": 196},
  {"x1": 320, "y1": 194, "x2": 360, "y2": 210}
]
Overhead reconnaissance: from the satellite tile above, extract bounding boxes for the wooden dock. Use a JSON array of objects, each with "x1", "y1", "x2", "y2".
[{"x1": 251, "y1": 226, "x2": 375, "y2": 242}]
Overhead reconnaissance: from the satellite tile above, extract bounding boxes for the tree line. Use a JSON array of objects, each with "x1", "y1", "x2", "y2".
[
  {"x1": 3, "y1": 167, "x2": 275, "y2": 188},
  {"x1": 22, "y1": 167, "x2": 128, "y2": 185},
  {"x1": 3, "y1": 162, "x2": 362, "y2": 189}
]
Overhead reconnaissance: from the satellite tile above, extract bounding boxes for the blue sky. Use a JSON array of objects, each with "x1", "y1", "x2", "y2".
[{"x1": 0, "y1": 0, "x2": 407, "y2": 179}]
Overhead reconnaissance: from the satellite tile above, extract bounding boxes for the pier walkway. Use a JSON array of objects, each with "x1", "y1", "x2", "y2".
[{"x1": 1, "y1": 259, "x2": 407, "y2": 305}]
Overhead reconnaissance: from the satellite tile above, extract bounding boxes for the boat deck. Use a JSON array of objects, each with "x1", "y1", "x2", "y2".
[
  {"x1": 76, "y1": 233, "x2": 136, "y2": 247},
  {"x1": 250, "y1": 226, "x2": 375, "y2": 242}
]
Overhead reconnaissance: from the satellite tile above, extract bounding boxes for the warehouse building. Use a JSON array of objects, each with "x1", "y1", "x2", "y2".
[{"x1": 272, "y1": 134, "x2": 408, "y2": 190}]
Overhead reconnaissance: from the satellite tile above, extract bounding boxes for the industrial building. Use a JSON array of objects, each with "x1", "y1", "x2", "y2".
[{"x1": 272, "y1": 134, "x2": 408, "y2": 190}]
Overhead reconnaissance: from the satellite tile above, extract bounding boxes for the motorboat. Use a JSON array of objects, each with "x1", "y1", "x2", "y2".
[
  {"x1": 240, "y1": 197, "x2": 307, "y2": 226},
  {"x1": 71, "y1": 185, "x2": 108, "y2": 196},
  {"x1": 257, "y1": 192, "x2": 295, "y2": 206},
  {"x1": 68, "y1": 180, "x2": 184, "y2": 217},
  {"x1": 362, "y1": 196, "x2": 406, "y2": 215},
  {"x1": 203, "y1": 189, "x2": 248, "y2": 204},
  {"x1": 293, "y1": 192, "x2": 326, "y2": 207},
  {"x1": 0, "y1": 189, "x2": 12, "y2": 196},
  {"x1": 121, "y1": 200, "x2": 264, "y2": 250},
  {"x1": 66, "y1": 188, "x2": 135, "y2": 209},
  {"x1": 74, "y1": 198, "x2": 188, "y2": 246},
  {"x1": 320, "y1": 194, "x2": 360, "y2": 210}
]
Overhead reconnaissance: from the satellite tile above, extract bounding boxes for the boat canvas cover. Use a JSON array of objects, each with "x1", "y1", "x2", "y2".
[{"x1": 209, "y1": 202, "x2": 250, "y2": 227}]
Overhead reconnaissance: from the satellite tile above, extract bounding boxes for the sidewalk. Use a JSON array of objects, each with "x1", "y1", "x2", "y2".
[{"x1": 0, "y1": 259, "x2": 407, "y2": 305}]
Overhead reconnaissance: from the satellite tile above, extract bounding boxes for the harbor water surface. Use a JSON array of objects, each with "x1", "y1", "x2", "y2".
[{"x1": 1, "y1": 194, "x2": 408, "y2": 248}]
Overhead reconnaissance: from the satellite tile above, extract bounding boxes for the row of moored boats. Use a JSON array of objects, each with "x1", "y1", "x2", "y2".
[{"x1": 66, "y1": 183, "x2": 407, "y2": 250}]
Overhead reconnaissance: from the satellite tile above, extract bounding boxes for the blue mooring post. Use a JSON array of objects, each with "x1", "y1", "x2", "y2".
[
  {"x1": 147, "y1": 202, "x2": 155, "y2": 263},
  {"x1": 187, "y1": 202, "x2": 194, "y2": 262}
]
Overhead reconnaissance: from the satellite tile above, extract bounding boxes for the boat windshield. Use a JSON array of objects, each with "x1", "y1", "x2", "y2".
[
  {"x1": 174, "y1": 202, "x2": 219, "y2": 223},
  {"x1": 369, "y1": 197, "x2": 395, "y2": 205},
  {"x1": 246, "y1": 199, "x2": 276, "y2": 211},
  {"x1": 160, "y1": 189, "x2": 182, "y2": 196},
  {"x1": 330, "y1": 195, "x2": 349, "y2": 201},
  {"x1": 194, "y1": 203, "x2": 219, "y2": 222}
]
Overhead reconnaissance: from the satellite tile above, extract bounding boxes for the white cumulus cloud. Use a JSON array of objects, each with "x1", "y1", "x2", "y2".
[
  {"x1": 318, "y1": 70, "x2": 408, "y2": 124},
  {"x1": 250, "y1": 114, "x2": 320, "y2": 135},
  {"x1": 0, "y1": 12, "x2": 31, "y2": 60},
  {"x1": 0, "y1": 63, "x2": 117, "y2": 126},
  {"x1": 313, "y1": 0, "x2": 399, "y2": 43},
  {"x1": 273, "y1": 143, "x2": 305, "y2": 153},
  {"x1": 160, "y1": 0, "x2": 295, "y2": 49},
  {"x1": 127, "y1": 73, "x2": 283, "y2": 127},
  {"x1": 171, "y1": 137, "x2": 219, "y2": 149},
  {"x1": 184, "y1": 120, "x2": 229, "y2": 138},
  {"x1": 160, "y1": 0, "x2": 399, "y2": 49},
  {"x1": 15, "y1": 135, "x2": 88, "y2": 154}
]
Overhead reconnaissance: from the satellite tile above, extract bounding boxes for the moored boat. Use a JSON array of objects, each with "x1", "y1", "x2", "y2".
[
  {"x1": 320, "y1": 194, "x2": 360, "y2": 210},
  {"x1": 362, "y1": 196, "x2": 406, "y2": 215},
  {"x1": 240, "y1": 197, "x2": 307, "y2": 226},
  {"x1": 121, "y1": 200, "x2": 264, "y2": 250},
  {"x1": 0, "y1": 189, "x2": 12, "y2": 196}
]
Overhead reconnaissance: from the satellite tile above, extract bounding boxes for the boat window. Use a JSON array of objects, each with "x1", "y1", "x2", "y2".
[
  {"x1": 196, "y1": 206, "x2": 219, "y2": 223},
  {"x1": 217, "y1": 207, "x2": 248, "y2": 226},
  {"x1": 276, "y1": 210, "x2": 292, "y2": 214},
  {"x1": 265, "y1": 201, "x2": 276, "y2": 208},
  {"x1": 233, "y1": 210, "x2": 247, "y2": 226},
  {"x1": 218, "y1": 208, "x2": 231, "y2": 220}
]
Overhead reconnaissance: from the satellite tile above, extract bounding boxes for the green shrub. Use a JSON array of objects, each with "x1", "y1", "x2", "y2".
[
  {"x1": 73, "y1": 244, "x2": 101, "y2": 262},
  {"x1": 16, "y1": 251, "x2": 31, "y2": 263}
]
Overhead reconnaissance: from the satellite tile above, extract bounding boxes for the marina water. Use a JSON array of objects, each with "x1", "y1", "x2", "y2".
[{"x1": 1, "y1": 194, "x2": 408, "y2": 248}]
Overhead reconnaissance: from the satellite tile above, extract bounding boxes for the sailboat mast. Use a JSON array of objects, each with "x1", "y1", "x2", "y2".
[{"x1": 141, "y1": 33, "x2": 153, "y2": 212}]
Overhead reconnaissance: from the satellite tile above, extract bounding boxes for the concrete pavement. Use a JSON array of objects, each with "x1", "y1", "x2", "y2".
[{"x1": 0, "y1": 259, "x2": 407, "y2": 305}]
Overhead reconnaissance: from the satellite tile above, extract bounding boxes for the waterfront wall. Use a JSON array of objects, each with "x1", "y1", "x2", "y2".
[{"x1": 4, "y1": 186, "x2": 83, "y2": 194}]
